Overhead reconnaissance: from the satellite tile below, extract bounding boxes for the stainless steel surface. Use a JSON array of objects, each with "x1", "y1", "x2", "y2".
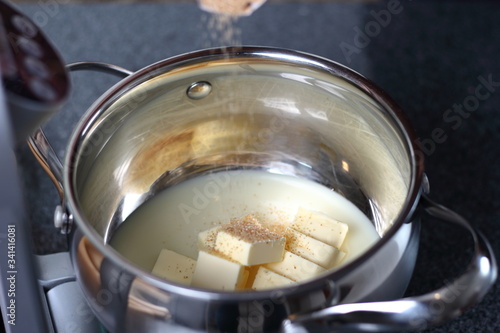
[
  {"x1": 53, "y1": 204, "x2": 73, "y2": 234},
  {"x1": 28, "y1": 128, "x2": 65, "y2": 204},
  {"x1": 29, "y1": 46, "x2": 497, "y2": 332}
]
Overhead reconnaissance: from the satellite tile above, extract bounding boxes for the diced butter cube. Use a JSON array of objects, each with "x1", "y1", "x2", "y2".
[
  {"x1": 292, "y1": 208, "x2": 349, "y2": 249},
  {"x1": 214, "y1": 216, "x2": 285, "y2": 265},
  {"x1": 251, "y1": 267, "x2": 295, "y2": 290},
  {"x1": 152, "y1": 249, "x2": 196, "y2": 285},
  {"x1": 191, "y1": 251, "x2": 248, "y2": 291},
  {"x1": 215, "y1": 230, "x2": 285, "y2": 266},
  {"x1": 286, "y1": 229, "x2": 346, "y2": 268},
  {"x1": 265, "y1": 250, "x2": 325, "y2": 282},
  {"x1": 198, "y1": 226, "x2": 220, "y2": 251}
]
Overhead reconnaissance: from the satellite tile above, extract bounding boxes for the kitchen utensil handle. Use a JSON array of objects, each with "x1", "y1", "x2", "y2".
[
  {"x1": 282, "y1": 194, "x2": 497, "y2": 332},
  {"x1": 27, "y1": 62, "x2": 133, "y2": 203}
]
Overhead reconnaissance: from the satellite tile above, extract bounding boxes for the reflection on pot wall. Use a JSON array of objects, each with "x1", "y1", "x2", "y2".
[{"x1": 74, "y1": 57, "x2": 411, "y2": 243}]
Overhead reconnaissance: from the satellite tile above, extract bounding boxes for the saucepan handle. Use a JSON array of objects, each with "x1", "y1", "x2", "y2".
[
  {"x1": 282, "y1": 194, "x2": 497, "y2": 332},
  {"x1": 27, "y1": 62, "x2": 132, "y2": 233}
]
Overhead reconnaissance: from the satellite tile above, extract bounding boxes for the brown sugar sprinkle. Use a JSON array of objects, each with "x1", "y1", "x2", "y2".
[
  {"x1": 284, "y1": 229, "x2": 314, "y2": 253},
  {"x1": 198, "y1": 0, "x2": 267, "y2": 16},
  {"x1": 221, "y1": 215, "x2": 283, "y2": 242},
  {"x1": 204, "y1": 229, "x2": 218, "y2": 251},
  {"x1": 265, "y1": 223, "x2": 288, "y2": 237}
]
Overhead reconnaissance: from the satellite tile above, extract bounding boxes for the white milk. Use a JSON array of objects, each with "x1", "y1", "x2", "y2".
[{"x1": 110, "y1": 170, "x2": 380, "y2": 273}]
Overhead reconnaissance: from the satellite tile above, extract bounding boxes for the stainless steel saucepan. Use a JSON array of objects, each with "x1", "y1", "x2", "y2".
[{"x1": 29, "y1": 46, "x2": 496, "y2": 332}]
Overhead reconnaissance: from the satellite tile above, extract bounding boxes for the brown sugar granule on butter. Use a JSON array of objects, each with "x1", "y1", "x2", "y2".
[
  {"x1": 221, "y1": 215, "x2": 283, "y2": 243},
  {"x1": 205, "y1": 230, "x2": 217, "y2": 248},
  {"x1": 266, "y1": 223, "x2": 288, "y2": 237},
  {"x1": 213, "y1": 215, "x2": 286, "y2": 266}
]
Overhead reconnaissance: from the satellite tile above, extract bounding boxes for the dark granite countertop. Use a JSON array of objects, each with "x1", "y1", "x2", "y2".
[{"x1": 15, "y1": 1, "x2": 499, "y2": 332}]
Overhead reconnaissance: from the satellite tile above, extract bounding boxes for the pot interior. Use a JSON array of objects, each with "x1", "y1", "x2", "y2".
[{"x1": 69, "y1": 48, "x2": 414, "y2": 272}]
